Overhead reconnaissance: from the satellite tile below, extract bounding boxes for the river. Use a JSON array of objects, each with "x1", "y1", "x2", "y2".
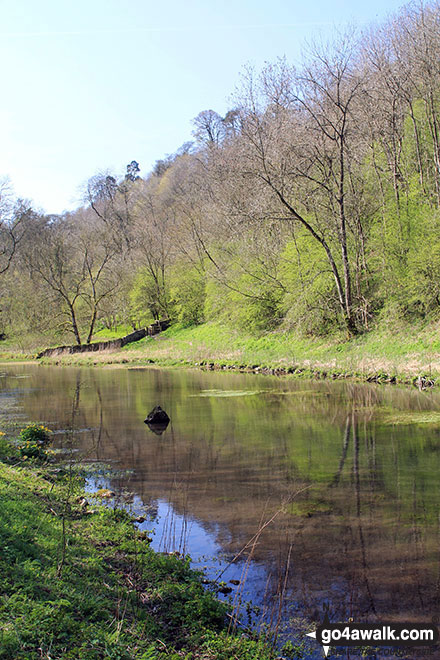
[{"x1": 1, "y1": 363, "x2": 440, "y2": 657}]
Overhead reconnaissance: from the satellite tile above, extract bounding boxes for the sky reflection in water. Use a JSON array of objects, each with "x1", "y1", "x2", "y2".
[{"x1": 2, "y1": 364, "x2": 440, "y2": 656}]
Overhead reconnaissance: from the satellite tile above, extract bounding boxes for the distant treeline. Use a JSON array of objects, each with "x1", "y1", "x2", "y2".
[{"x1": 2, "y1": 1, "x2": 440, "y2": 345}]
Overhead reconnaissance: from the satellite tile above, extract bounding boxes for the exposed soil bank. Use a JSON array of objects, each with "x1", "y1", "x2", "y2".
[{"x1": 2, "y1": 320, "x2": 440, "y2": 389}]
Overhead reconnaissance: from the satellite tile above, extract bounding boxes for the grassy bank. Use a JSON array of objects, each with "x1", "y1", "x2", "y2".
[
  {"x1": 0, "y1": 429, "x2": 279, "y2": 660},
  {"x1": 4, "y1": 320, "x2": 440, "y2": 386}
]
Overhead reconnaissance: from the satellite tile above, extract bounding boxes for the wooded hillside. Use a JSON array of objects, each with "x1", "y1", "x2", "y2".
[{"x1": 2, "y1": 2, "x2": 440, "y2": 346}]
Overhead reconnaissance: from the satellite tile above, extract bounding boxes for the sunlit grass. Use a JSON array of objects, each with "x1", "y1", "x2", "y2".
[
  {"x1": 0, "y1": 445, "x2": 279, "y2": 659},
  {"x1": 5, "y1": 318, "x2": 440, "y2": 383},
  {"x1": 118, "y1": 320, "x2": 440, "y2": 379}
]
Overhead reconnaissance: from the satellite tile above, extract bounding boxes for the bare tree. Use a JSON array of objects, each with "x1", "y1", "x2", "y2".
[
  {"x1": 192, "y1": 109, "x2": 226, "y2": 147},
  {"x1": 390, "y1": 2, "x2": 440, "y2": 205},
  {"x1": 22, "y1": 211, "x2": 119, "y2": 345},
  {"x1": 0, "y1": 181, "x2": 29, "y2": 275},
  {"x1": 130, "y1": 175, "x2": 176, "y2": 319},
  {"x1": 222, "y1": 38, "x2": 370, "y2": 333},
  {"x1": 86, "y1": 170, "x2": 138, "y2": 252}
]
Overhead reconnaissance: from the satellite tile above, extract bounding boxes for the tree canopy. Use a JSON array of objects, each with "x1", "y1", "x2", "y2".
[{"x1": 3, "y1": 2, "x2": 440, "y2": 345}]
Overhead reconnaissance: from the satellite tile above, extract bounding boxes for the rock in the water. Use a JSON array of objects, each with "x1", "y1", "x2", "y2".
[
  {"x1": 218, "y1": 584, "x2": 233, "y2": 595},
  {"x1": 144, "y1": 405, "x2": 170, "y2": 434},
  {"x1": 144, "y1": 405, "x2": 170, "y2": 424},
  {"x1": 96, "y1": 488, "x2": 115, "y2": 498}
]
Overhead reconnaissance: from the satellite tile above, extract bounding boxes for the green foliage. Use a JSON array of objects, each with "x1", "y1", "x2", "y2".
[
  {"x1": 129, "y1": 267, "x2": 171, "y2": 325},
  {"x1": 199, "y1": 630, "x2": 278, "y2": 659},
  {"x1": 93, "y1": 324, "x2": 134, "y2": 340},
  {"x1": 0, "y1": 437, "x2": 275, "y2": 660},
  {"x1": 19, "y1": 423, "x2": 52, "y2": 445},
  {"x1": 169, "y1": 261, "x2": 206, "y2": 325},
  {"x1": 0, "y1": 431, "x2": 15, "y2": 460},
  {"x1": 368, "y1": 196, "x2": 440, "y2": 321},
  {"x1": 404, "y1": 207, "x2": 440, "y2": 316},
  {"x1": 129, "y1": 268, "x2": 158, "y2": 325},
  {"x1": 17, "y1": 424, "x2": 53, "y2": 460},
  {"x1": 280, "y1": 236, "x2": 339, "y2": 335},
  {"x1": 281, "y1": 639, "x2": 307, "y2": 659},
  {"x1": 204, "y1": 260, "x2": 284, "y2": 334}
]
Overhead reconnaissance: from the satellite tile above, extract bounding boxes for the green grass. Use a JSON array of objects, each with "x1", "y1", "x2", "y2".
[
  {"x1": 0, "y1": 437, "x2": 281, "y2": 660},
  {"x1": 122, "y1": 322, "x2": 333, "y2": 365},
  {"x1": 115, "y1": 319, "x2": 440, "y2": 379},
  {"x1": 5, "y1": 318, "x2": 440, "y2": 384},
  {"x1": 92, "y1": 325, "x2": 134, "y2": 340},
  {"x1": 0, "y1": 325, "x2": 133, "y2": 360}
]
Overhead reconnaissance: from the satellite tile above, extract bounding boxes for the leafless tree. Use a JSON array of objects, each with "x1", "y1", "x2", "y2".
[
  {"x1": 129, "y1": 174, "x2": 177, "y2": 319},
  {"x1": 22, "y1": 211, "x2": 119, "y2": 345},
  {"x1": 220, "y1": 36, "x2": 370, "y2": 333},
  {"x1": 0, "y1": 181, "x2": 29, "y2": 275},
  {"x1": 192, "y1": 109, "x2": 226, "y2": 147}
]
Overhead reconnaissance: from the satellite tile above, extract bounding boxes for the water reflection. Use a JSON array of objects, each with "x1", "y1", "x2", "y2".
[{"x1": 2, "y1": 364, "x2": 440, "y2": 648}]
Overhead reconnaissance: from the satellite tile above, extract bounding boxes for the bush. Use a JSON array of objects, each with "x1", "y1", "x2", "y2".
[
  {"x1": 19, "y1": 424, "x2": 52, "y2": 445},
  {"x1": 280, "y1": 237, "x2": 340, "y2": 335},
  {"x1": 18, "y1": 424, "x2": 52, "y2": 460},
  {"x1": 129, "y1": 267, "x2": 171, "y2": 324},
  {"x1": 169, "y1": 262, "x2": 206, "y2": 326}
]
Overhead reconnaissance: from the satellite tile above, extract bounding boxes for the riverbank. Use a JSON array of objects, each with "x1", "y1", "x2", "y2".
[
  {"x1": 0, "y1": 430, "x2": 278, "y2": 660},
  {"x1": 2, "y1": 320, "x2": 440, "y2": 387}
]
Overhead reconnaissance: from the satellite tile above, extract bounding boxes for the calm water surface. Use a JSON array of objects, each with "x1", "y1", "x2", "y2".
[{"x1": 2, "y1": 364, "x2": 440, "y2": 655}]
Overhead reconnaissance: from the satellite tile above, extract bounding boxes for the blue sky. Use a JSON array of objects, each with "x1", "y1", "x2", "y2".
[{"x1": 0, "y1": 0, "x2": 407, "y2": 214}]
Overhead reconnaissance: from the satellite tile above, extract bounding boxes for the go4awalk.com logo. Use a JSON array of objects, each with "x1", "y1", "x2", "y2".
[{"x1": 306, "y1": 615, "x2": 439, "y2": 657}]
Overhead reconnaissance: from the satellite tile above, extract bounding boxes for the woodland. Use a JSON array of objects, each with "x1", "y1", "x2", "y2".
[{"x1": 2, "y1": 1, "x2": 440, "y2": 348}]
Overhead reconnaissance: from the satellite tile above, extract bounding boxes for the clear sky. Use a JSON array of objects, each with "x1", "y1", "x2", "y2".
[{"x1": 0, "y1": 0, "x2": 407, "y2": 214}]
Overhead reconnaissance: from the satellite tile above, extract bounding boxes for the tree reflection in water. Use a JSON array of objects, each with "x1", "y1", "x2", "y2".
[{"x1": 4, "y1": 364, "x2": 440, "y2": 637}]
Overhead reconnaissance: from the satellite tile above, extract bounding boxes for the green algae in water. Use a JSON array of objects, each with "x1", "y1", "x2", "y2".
[
  {"x1": 193, "y1": 388, "x2": 324, "y2": 398},
  {"x1": 193, "y1": 389, "x2": 266, "y2": 397},
  {"x1": 287, "y1": 499, "x2": 332, "y2": 517},
  {"x1": 379, "y1": 409, "x2": 440, "y2": 425}
]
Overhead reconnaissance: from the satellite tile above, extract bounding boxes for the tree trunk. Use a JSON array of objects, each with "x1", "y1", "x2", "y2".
[
  {"x1": 69, "y1": 304, "x2": 82, "y2": 345},
  {"x1": 339, "y1": 135, "x2": 356, "y2": 335},
  {"x1": 86, "y1": 307, "x2": 97, "y2": 345}
]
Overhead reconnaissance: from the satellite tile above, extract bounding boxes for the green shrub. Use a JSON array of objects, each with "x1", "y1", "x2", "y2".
[
  {"x1": 169, "y1": 262, "x2": 206, "y2": 326},
  {"x1": 18, "y1": 424, "x2": 52, "y2": 460},
  {"x1": 19, "y1": 424, "x2": 52, "y2": 445},
  {"x1": 129, "y1": 267, "x2": 171, "y2": 324}
]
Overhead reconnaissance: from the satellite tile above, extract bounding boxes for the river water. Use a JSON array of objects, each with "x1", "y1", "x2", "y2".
[{"x1": 2, "y1": 363, "x2": 440, "y2": 656}]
